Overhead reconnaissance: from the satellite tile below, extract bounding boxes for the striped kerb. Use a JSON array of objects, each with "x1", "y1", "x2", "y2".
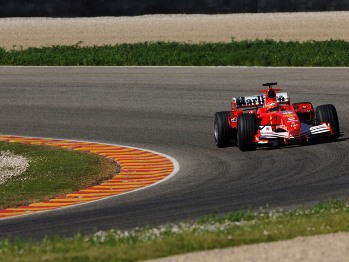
[{"x1": 0, "y1": 136, "x2": 175, "y2": 219}]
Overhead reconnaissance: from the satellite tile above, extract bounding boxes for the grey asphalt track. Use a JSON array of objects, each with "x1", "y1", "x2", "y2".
[{"x1": 0, "y1": 67, "x2": 348, "y2": 239}]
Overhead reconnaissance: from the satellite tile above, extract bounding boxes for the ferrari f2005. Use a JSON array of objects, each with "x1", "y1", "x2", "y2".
[{"x1": 214, "y1": 82, "x2": 340, "y2": 151}]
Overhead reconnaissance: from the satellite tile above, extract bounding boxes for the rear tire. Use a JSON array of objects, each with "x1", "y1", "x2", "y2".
[
  {"x1": 214, "y1": 111, "x2": 236, "y2": 148},
  {"x1": 316, "y1": 104, "x2": 340, "y2": 141},
  {"x1": 237, "y1": 114, "x2": 258, "y2": 151}
]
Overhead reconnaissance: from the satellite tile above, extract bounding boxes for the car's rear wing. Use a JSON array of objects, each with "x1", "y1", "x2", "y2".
[{"x1": 232, "y1": 92, "x2": 290, "y2": 110}]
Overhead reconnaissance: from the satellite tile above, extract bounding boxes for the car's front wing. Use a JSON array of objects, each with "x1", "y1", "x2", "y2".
[{"x1": 257, "y1": 123, "x2": 331, "y2": 143}]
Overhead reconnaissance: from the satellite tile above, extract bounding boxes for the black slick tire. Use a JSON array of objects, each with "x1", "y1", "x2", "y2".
[
  {"x1": 315, "y1": 104, "x2": 340, "y2": 141},
  {"x1": 214, "y1": 111, "x2": 235, "y2": 148},
  {"x1": 237, "y1": 114, "x2": 258, "y2": 151}
]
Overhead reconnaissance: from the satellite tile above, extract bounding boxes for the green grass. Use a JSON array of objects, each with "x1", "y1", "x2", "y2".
[
  {"x1": 0, "y1": 201, "x2": 348, "y2": 261},
  {"x1": 0, "y1": 142, "x2": 118, "y2": 209},
  {"x1": 1, "y1": 40, "x2": 349, "y2": 66}
]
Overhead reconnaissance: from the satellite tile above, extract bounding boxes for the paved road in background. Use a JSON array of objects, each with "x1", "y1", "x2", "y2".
[{"x1": 0, "y1": 67, "x2": 348, "y2": 239}]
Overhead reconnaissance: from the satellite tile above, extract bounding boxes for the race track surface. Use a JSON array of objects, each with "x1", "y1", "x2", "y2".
[{"x1": 0, "y1": 67, "x2": 348, "y2": 239}]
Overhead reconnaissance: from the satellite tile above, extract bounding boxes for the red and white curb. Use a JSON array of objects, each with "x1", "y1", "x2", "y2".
[{"x1": 0, "y1": 135, "x2": 179, "y2": 219}]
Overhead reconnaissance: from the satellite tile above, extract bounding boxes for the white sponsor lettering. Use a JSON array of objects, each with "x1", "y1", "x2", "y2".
[
  {"x1": 287, "y1": 116, "x2": 298, "y2": 123},
  {"x1": 233, "y1": 92, "x2": 289, "y2": 108}
]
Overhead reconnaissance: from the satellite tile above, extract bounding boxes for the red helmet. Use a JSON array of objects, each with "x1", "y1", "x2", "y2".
[{"x1": 266, "y1": 101, "x2": 279, "y2": 112}]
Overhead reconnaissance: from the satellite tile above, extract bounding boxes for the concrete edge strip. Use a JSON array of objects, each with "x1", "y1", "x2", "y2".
[{"x1": 0, "y1": 135, "x2": 180, "y2": 220}]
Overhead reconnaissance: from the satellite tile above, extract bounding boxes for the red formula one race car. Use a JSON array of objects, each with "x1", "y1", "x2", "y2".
[{"x1": 214, "y1": 82, "x2": 340, "y2": 151}]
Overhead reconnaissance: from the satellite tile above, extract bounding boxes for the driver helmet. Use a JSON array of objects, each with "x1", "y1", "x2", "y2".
[{"x1": 266, "y1": 101, "x2": 279, "y2": 112}]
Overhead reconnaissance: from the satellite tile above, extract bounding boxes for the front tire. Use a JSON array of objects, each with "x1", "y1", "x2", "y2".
[
  {"x1": 214, "y1": 111, "x2": 235, "y2": 148},
  {"x1": 237, "y1": 114, "x2": 258, "y2": 151},
  {"x1": 316, "y1": 104, "x2": 340, "y2": 141}
]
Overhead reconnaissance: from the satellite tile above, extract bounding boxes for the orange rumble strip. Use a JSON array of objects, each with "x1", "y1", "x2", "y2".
[{"x1": 0, "y1": 136, "x2": 176, "y2": 219}]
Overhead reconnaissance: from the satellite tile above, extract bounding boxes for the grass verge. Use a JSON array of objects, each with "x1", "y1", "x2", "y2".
[
  {"x1": 0, "y1": 201, "x2": 348, "y2": 261},
  {"x1": 1, "y1": 40, "x2": 349, "y2": 66},
  {"x1": 0, "y1": 141, "x2": 119, "y2": 209}
]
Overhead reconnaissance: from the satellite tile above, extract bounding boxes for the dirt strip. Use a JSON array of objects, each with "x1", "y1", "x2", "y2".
[
  {"x1": 147, "y1": 232, "x2": 349, "y2": 262},
  {"x1": 1, "y1": 12, "x2": 349, "y2": 50}
]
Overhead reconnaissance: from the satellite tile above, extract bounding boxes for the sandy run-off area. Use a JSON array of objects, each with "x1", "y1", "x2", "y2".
[
  {"x1": 1, "y1": 12, "x2": 349, "y2": 50},
  {"x1": 147, "y1": 232, "x2": 349, "y2": 262}
]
